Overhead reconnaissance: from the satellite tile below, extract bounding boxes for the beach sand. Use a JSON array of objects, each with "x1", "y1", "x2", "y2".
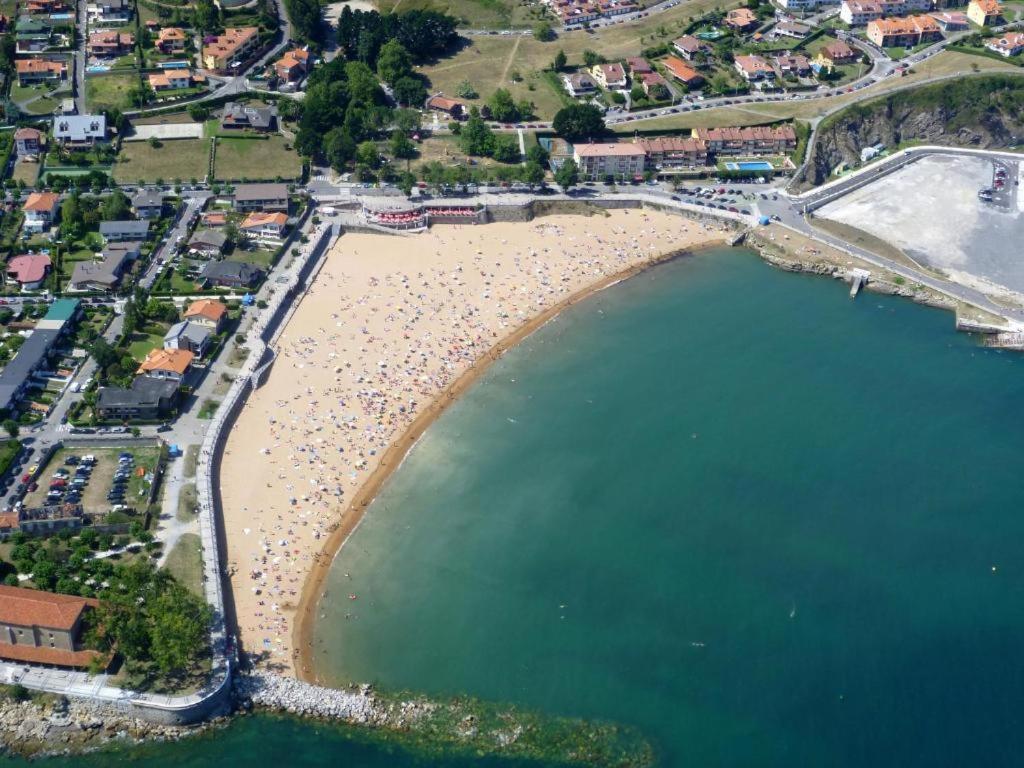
[{"x1": 217, "y1": 209, "x2": 731, "y2": 677}]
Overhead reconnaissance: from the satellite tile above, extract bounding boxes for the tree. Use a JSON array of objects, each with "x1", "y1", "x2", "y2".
[
  {"x1": 459, "y1": 109, "x2": 494, "y2": 156},
  {"x1": 523, "y1": 161, "x2": 545, "y2": 186},
  {"x1": 491, "y1": 134, "x2": 521, "y2": 163},
  {"x1": 487, "y1": 89, "x2": 520, "y2": 123},
  {"x1": 376, "y1": 39, "x2": 412, "y2": 85},
  {"x1": 526, "y1": 143, "x2": 549, "y2": 166},
  {"x1": 393, "y1": 75, "x2": 427, "y2": 107},
  {"x1": 553, "y1": 49, "x2": 567, "y2": 71},
  {"x1": 554, "y1": 158, "x2": 579, "y2": 190},
  {"x1": 552, "y1": 103, "x2": 605, "y2": 142},
  {"x1": 355, "y1": 140, "x2": 380, "y2": 168},
  {"x1": 389, "y1": 130, "x2": 416, "y2": 160},
  {"x1": 283, "y1": 0, "x2": 326, "y2": 47},
  {"x1": 533, "y1": 21, "x2": 556, "y2": 41},
  {"x1": 582, "y1": 49, "x2": 604, "y2": 67},
  {"x1": 455, "y1": 80, "x2": 478, "y2": 99},
  {"x1": 2, "y1": 419, "x2": 17, "y2": 438},
  {"x1": 127, "y1": 84, "x2": 154, "y2": 108},
  {"x1": 394, "y1": 108, "x2": 421, "y2": 134},
  {"x1": 192, "y1": 0, "x2": 219, "y2": 32},
  {"x1": 101, "y1": 189, "x2": 131, "y2": 221},
  {"x1": 188, "y1": 103, "x2": 210, "y2": 122}
]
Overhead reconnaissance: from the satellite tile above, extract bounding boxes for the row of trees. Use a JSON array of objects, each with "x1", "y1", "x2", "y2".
[
  {"x1": 284, "y1": 0, "x2": 326, "y2": 49},
  {"x1": 336, "y1": 8, "x2": 458, "y2": 64}
]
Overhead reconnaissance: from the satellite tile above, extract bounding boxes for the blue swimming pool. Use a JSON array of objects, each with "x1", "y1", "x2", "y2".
[{"x1": 725, "y1": 161, "x2": 774, "y2": 171}]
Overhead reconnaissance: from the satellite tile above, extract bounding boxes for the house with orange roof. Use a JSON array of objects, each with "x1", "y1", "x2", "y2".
[
  {"x1": 0, "y1": 584, "x2": 107, "y2": 669},
  {"x1": 274, "y1": 47, "x2": 311, "y2": 82},
  {"x1": 147, "y1": 69, "x2": 204, "y2": 91},
  {"x1": 240, "y1": 211, "x2": 289, "y2": 242},
  {"x1": 137, "y1": 347, "x2": 194, "y2": 382},
  {"x1": 183, "y1": 298, "x2": 227, "y2": 332},
  {"x1": 733, "y1": 54, "x2": 775, "y2": 82},
  {"x1": 866, "y1": 14, "x2": 941, "y2": 47},
  {"x1": 202, "y1": 26, "x2": 258, "y2": 73},
  {"x1": 155, "y1": 26, "x2": 186, "y2": 53},
  {"x1": 21, "y1": 192, "x2": 60, "y2": 232},
  {"x1": 591, "y1": 62, "x2": 628, "y2": 89},
  {"x1": 638, "y1": 71, "x2": 670, "y2": 98},
  {"x1": 986, "y1": 30, "x2": 1024, "y2": 56},
  {"x1": 661, "y1": 56, "x2": 705, "y2": 88},
  {"x1": 14, "y1": 127, "x2": 44, "y2": 157},
  {"x1": 967, "y1": 0, "x2": 1002, "y2": 25},
  {"x1": 725, "y1": 7, "x2": 759, "y2": 30},
  {"x1": 15, "y1": 58, "x2": 66, "y2": 86},
  {"x1": 425, "y1": 94, "x2": 466, "y2": 118},
  {"x1": 6, "y1": 253, "x2": 51, "y2": 290},
  {"x1": 87, "y1": 30, "x2": 133, "y2": 57}
]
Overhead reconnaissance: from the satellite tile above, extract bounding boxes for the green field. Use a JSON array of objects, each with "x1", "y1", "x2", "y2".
[
  {"x1": 86, "y1": 73, "x2": 141, "y2": 111},
  {"x1": 377, "y1": 0, "x2": 543, "y2": 29},
  {"x1": 419, "y1": 0, "x2": 738, "y2": 119},
  {"x1": 113, "y1": 138, "x2": 211, "y2": 184},
  {"x1": 163, "y1": 533, "x2": 203, "y2": 596},
  {"x1": 213, "y1": 135, "x2": 302, "y2": 181}
]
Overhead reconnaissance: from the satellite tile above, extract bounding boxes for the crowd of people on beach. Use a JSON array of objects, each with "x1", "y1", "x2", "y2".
[{"x1": 222, "y1": 212, "x2": 724, "y2": 672}]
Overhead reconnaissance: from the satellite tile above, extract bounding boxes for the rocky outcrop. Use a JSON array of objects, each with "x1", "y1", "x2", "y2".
[
  {"x1": 796, "y1": 75, "x2": 1024, "y2": 189},
  {"x1": 0, "y1": 693, "x2": 210, "y2": 758}
]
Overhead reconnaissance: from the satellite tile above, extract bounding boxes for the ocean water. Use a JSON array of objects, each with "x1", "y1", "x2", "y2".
[{"x1": 23, "y1": 247, "x2": 1024, "y2": 766}]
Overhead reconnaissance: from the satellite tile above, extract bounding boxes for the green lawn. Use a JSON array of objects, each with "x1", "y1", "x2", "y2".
[
  {"x1": 213, "y1": 135, "x2": 302, "y2": 181},
  {"x1": 11, "y1": 160, "x2": 41, "y2": 187},
  {"x1": 86, "y1": 73, "x2": 142, "y2": 111},
  {"x1": 228, "y1": 246, "x2": 277, "y2": 267},
  {"x1": 163, "y1": 533, "x2": 203, "y2": 596},
  {"x1": 113, "y1": 138, "x2": 211, "y2": 184},
  {"x1": 375, "y1": 0, "x2": 544, "y2": 29},
  {"x1": 127, "y1": 331, "x2": 165, "y2": 362}
]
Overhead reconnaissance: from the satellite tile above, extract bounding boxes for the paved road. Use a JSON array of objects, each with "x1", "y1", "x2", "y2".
[
  {"x1": 74, "y1": 0, "x2": 87, "y2": 114},
  {"x1": 139, "y1": 193, "x2": 211, "y2": 291}
]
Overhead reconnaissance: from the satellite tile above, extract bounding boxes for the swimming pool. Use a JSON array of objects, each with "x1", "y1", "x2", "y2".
[{"x1": 725, "y1": 161, "x2": 774, "y2": 171}]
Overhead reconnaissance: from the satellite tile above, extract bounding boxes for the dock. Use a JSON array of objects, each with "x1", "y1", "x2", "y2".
[{"x1": 849, "y1": 268, "x2": 870, "y2": 299}]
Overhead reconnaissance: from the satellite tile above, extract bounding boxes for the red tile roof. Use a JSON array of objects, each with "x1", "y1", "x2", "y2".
[
  {"x1": 0, "y1": 642, "x2": 106, "y2": 669},
  {"x1": 0, "y1": 585, "x2": 98, "y2": 631}
]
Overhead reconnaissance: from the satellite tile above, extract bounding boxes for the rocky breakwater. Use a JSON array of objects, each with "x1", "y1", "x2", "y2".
[
  {"x1": 234, "y1": 673, "x2": 655, "y2": 767},
  {"x1": 0, "y1": 691, "x2": 214, "y2": 758}
]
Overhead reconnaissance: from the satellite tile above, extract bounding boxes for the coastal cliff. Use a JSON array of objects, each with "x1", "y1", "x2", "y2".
[{"x1": 796, "y1": 76, "x2": 1024, "y2": 189}]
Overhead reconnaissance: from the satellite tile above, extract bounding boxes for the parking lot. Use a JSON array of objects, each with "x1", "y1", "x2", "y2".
[{"x1": 20, "y1": 446, "x2": 161, "y2": 515}]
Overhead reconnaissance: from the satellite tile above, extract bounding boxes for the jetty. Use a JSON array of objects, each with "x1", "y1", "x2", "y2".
[{"x1": 849, "y1": 268, "x2": 870, "y2": 298}]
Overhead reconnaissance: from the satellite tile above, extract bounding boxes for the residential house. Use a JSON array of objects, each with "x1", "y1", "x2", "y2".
[
  {"x1": 572, "y1": 142, "x2": 646, "y2": 180},
  {"x1": 199, "y1": 211, "x2": 227, "y2": 228},
  {"x1": 866, "y1": 14, "x2": 942, "y2": 47},
  {"x1": 240, "y1": 211, "x2": 288, "y2": 242},
  {"x1": 199, "y1": 260, "x2": 264, "y2": 288},
  {"x1": 634, "y1": 136, "x2": 708, "y2": 169},
  {"x1": 86, "y1": 0, "x2": 132, "y2": 24},
  {"x1": 6, "y1": 254, "x2": 51, "y2": 290},
  {"x1": 661, "y1": 56, "x2": 705, "y2": 88},
  {"x1": 774, "y1": 53, "x2": 812, "y2": 76},
  {"x1": 21, "y1": 192, "x2": 60, "y2": 232},
  {"x1": 967, "y1": 0, "x2": 1002, "y2": 25},
  {"x1": 692, "y1": 125, "x2": 798, "y2": 154},
  {"x1": 733, "y1": 54, "x2": 775, "y2": 82},
  {"x1": 638, "y1": 71, "x2": 670, "y2": 97},
  {"x1": 562, "y1": 72, "x2": 598, "y2": 97},
  {"x1": 87, "y1": 30, "x2": 133, "y2": 57},
  {"x1": 986, "y1": 30, "x2": 1024, "y2": 55},
  {"x1": 52, "y1": 115, "x2": 106, "y2": 148},
  {"x1": 15, "y1": 17, "x2": 61, "y2": 53},
  {"x1": 625, "y1": 56, "x2": 653, "y2": 75},
  {"x1": 0, "y1": 300, "x2": 79, "y2": 412},
  {"x1": 773, "y1": 20, "x2": 811, "y2": 39},
  {"x1": 183, "y1": 298, "x2": 227, "y2": 332},
  {"x1": 163, "y1": 320, "x2": 212, "y2": 357},
  {"x1": 672, "y1": 34, "x2": 710, "y2": 62},
  {"x1": 725, "y1": 7, "x2": 759, "y2": 30},
  {"x1": 817, "y1": 40, "x2": 858, "y2": 68},
  {"x1": 155, "y1": 26, "x2": 186, "y2": 53},
  {"x1": 591, "y1": 62, "x2": 628, "y2": 88},
  {"x1": 202, "y1": 27, "x2": 259, "y2": 72},
  {"x1": 147, "y1": 69, "x2": 203, "y2": 91},
  {"x1": 425, "y1": 95, "x2": 466, "y2": 119},
  {"x1": 99, "y1": 220, "x2": 149, "y2": 243},
  {"x1": 931, "y1": 10, "x2": 970, "y2": 30},
  {"x1": 220, "y1": 101, "x2": 276, "y2": 131},
  {"x1": 232, "y1": 183, "x2": 289, "y2": 213},
  {"x1": 14, "y1": 127, "x2": 44, "y2": 158},
  {"x1": 67, "y1": 248, "x2": 133, "y2": 291},
  {"x1": 0, "y1": 584, "x2": 105, "y2": 669},
  {"x1": 23, "y1": 0, "x2": 70, "y2": 15},
  {"x1": 15, "y1": 58, "x2": 66, "y2": 86},
  {"x1": 840, "y1": 0, "x2": 886, "y2": 24},
  {"x1": 274, "y1": 48, "x2": 310, "y2": 82},
  {"x1": 131, "y1": 188, "x2": 163, "y2": 219},
  {"x1": 136, "y1": 347, "x2": 194, "y2": 382},
  {"x1": 187, "y1": 229, "x2": 227, "y2": 256},
  {"x1": 96, "y1": 376, "x2": 178, "y2": 420}
]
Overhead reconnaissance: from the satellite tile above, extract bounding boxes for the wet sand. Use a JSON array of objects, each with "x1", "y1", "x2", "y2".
[{"x1": 217, "y1": 209, "x2": 731, "y2": 676}]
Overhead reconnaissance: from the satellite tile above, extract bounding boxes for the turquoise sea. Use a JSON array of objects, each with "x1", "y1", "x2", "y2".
[{"x1": 20, "y1": 247, "x2": 1024, "y2": 767}]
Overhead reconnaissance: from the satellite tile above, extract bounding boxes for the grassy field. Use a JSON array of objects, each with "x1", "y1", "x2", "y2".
[
  {"x1": 377, "y1": 0, "x2": 544, "y2": 29},
  {"x1": 126, "y1": 331, "x2": 165, "y2": 362},
  {"x1": 11, "y1": 160, "x2": 40, "y2": 187},
  {"x1": 228, "y1": 246, "x2": 277, "y2": 267},
  {"x1": 213, "y1": 135, "x2": 302, "y2": 182},
  {"x1": 113, "y1": 138, "x2": 211, "y2": 184},
  {"x1": 85, "y1": 73, "x2": 140, "y2": 111},
  {"x1": 419, "y1": 0, "x2": 738, "y2": 119},
  {"x1": 177, "y1": 481, "x2": 197, "y2": 522},
  {"x1": 163, "y1": 532, "x2": 203, "y2": 596},
  {"x1": 614, "y1": 52, "x2": 1021, "y2": 132}
]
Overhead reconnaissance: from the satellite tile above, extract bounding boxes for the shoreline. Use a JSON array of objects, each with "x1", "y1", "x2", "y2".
[{"x1": 291, "y1": 235, "x2": 730, "y2": 683}]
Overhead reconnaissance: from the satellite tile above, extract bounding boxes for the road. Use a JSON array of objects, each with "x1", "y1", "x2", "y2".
[{"x1": 74, "y1": 0, "x2": 87, "y2": 114}]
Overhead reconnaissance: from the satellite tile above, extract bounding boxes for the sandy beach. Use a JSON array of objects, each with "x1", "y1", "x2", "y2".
[{"x1": 217, "y1": 209, "x2": 731, "y2": 677}]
